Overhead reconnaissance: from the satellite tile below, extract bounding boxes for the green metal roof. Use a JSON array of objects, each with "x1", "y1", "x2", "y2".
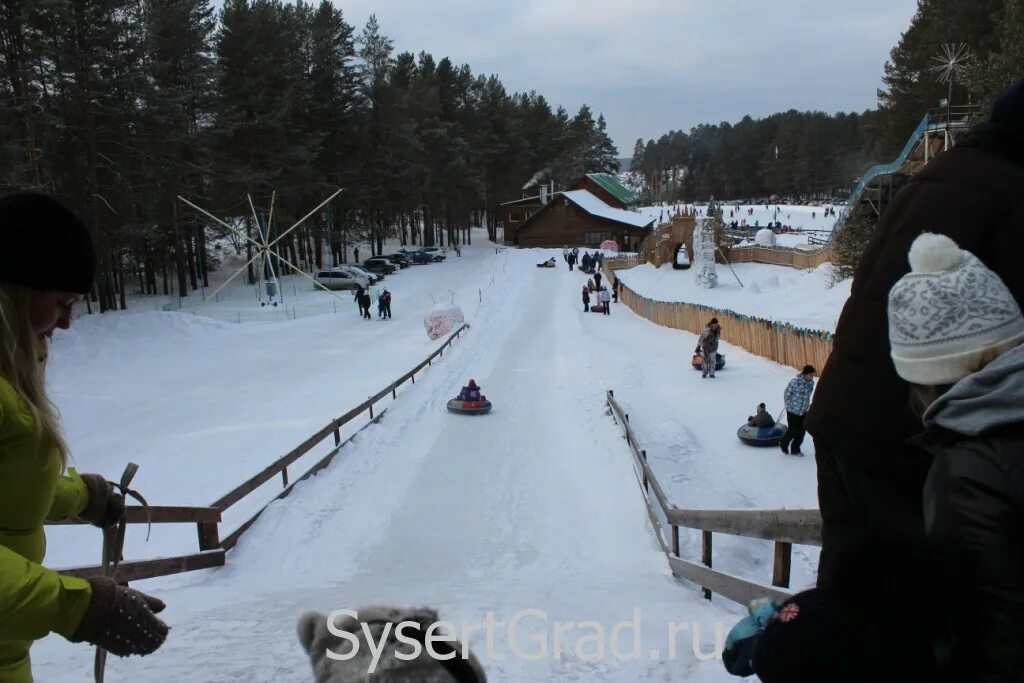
[{"x1": 586, "y1": 173, "x2": 641, "y2": 206}]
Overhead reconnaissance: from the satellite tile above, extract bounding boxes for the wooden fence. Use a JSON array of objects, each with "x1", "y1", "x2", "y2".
[
  {"x1": 728, "y1": 244, "x2": 834, "y2": 270},
  {"x1": 603, "y1": 260, "x2": 832, "y2": 373},
  {"x1": 51, "y1": 323, "x2": 471, "y2": 582},
  {"x1": 607, "y1": 390, "x2": 822, "y2": 605}
]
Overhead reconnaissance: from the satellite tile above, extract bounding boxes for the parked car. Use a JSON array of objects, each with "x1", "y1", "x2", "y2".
[
  {"x1": 418, "y1": 247, "x2": 446, "y2": 261},
  {"x1": 408, "y1": 251, "x2": 432, "y2": 265},
  {"x1": 384, "y1": 253, "x2": 411, "y2": 268},
  {"x1": 346, "y1": 265, "x2": 382, "y2": 283},
  {"x1": 314, "y1": 269, "x2": 369, "y2": 291},
  {"x1": 361, "y1": 257, "x2": 398, "y2": 274}
]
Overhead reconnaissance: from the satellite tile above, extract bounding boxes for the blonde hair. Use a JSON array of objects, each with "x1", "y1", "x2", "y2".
[{"x1": 0, "y1": 283, "x2": 69, "y2": 467}]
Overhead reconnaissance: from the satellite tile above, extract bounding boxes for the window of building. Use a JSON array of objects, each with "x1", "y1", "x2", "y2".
[
  {"x1": 508, "y1": 212, "x2": 520, "y2": 222},
  {"x1": 584, "y1": 232, "x2": 607, "y2": 245}
]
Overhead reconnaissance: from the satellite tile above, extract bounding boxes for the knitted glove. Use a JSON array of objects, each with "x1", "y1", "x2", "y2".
[
  {"x1": 70, "y1": 577, "x2": 169, "y2": 656},
  {"x1": 77, "y1": 474, "x2": 125, "y2": 528}
]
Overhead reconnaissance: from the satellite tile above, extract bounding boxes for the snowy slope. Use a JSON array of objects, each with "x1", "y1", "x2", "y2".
[
  {"x1": 616, "y1": 261, "x2": 851, "y2": 332},
  {"x1": 35, "y1": 243, "x2": 821, "y2": 682}
]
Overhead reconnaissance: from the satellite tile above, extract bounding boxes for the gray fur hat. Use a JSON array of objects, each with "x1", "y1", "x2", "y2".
[{"x1": 297, "y1": 606, "x2": 487, "y2": 683}]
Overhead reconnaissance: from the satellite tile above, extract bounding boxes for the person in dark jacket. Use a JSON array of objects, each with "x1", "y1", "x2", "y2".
[
  {"x1": 457, "y1": 379, "x2": 484, "y2": 402},
  {"x1": 747, "y1": 403, "x2": 775, "y2": 428},
  {"x1": 582, "y1": 285, "x2": 590, "y2": 312},
  {"x1": 724, "y1": 535, "x2": 954, "y2": 682},
  {"x1": 887, "y1": 233, "x2": 1024, "y2": 681},
  {"x1": 594, "y1": 270, "x2": 602, "y2": 290},
  {"x1": 806, "y1": 78, "x2": 1024, "y2": 582},
  {"x1": 780, "y1": 365, "x2": 815, "y2": 456},
  {"x1": 567, "y1": 252, "x2": 576, "y2": 271},
  {"x1": 358, "y1": 290, "x2": 371, "y2": 319},
  {"x1": 697, "y1": 318, "x2": 721, "y2": 378},
  {"x1": 379, "y1": 289, "x2": 392, "y2": 319}
]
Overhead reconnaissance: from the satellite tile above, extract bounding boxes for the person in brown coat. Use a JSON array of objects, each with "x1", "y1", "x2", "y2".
[{"x1": 805, "y1": 77, "x2": 1024, "y2": 584}]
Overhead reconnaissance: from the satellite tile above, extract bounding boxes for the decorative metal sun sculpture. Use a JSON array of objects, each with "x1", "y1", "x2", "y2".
[{"x1": 930, "y1": 43, "x2": 971, "y2": 85}]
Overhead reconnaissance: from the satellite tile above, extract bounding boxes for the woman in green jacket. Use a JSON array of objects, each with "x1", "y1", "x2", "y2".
[{"x1": 0, "y1": 193, "x2": 168, "y2": 682}]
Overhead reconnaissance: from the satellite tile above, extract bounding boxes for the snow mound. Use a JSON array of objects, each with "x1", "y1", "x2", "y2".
[
  {"x1": 424, "y1": 304, "x2": 465, "y2": 340},
  {"x1": 754, "y1": 228, "x2": 776, "y2": 247}
]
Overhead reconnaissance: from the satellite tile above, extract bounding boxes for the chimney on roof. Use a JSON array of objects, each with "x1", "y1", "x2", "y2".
[{"x1": 540, "y1": 184, "x2": 548, "y2": 205}]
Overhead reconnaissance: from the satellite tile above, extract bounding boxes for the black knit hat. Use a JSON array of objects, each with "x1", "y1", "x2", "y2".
[
  {"x1": 0, "y1": 192, "x2": 95, "y2": 293},
  {"x1": 802, "y1": 364, "x2": 816, "y2": 375}
]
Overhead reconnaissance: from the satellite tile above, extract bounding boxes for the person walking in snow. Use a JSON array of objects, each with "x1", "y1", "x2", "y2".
[
  {"x1": 582, "y1": 286, "x2": 590, "y2": 312},
  {"x1": 698, "y1": 318, "x2": 721, "y2": 378},
  {"x1": 594, "y1": 270, "x2": 602, "y2": 290},
  {"x1": 0, "y1": 192, "x2": 169, "y2": 681},
  {"x1": 358, "y1": 289, "x2": 372, "y2": 320},
  {"x1": 567, "y1": 251, "x2": 577, "y2": 271},
  {"x1": 377, "y1": 289, "x2": 391, "y2": 319},
  {"x1": 354, "y1": 246, "x2": 360, "y2": 263},
  {"x1": 887, "y1": 233, "x2": 1024, "y2": 681},
  {"x1": 612, "y1": 275, "x2": 619, "y2": 303},
  {"x1": 598, "y1": 287, "x2": 611, "y2": 315},
  {"x1": 562, "y1": 246, "x2": 569, "y2": 263},
  {"x1": 780, "y1": 365, "x2": 815, "y2": 455}
]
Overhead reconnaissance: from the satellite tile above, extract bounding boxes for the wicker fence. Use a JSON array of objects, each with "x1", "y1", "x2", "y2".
[
  {"x1": 605, "y1": 261, "x2": 833, "y2": 373},
  {"x1": 728, "y1": 244, "x2": 835, "y2": 270}
]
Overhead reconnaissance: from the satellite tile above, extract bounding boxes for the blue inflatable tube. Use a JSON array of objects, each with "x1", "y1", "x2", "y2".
[{"x1": 737, "y1": 423, "x2": 786, "y2": 447}]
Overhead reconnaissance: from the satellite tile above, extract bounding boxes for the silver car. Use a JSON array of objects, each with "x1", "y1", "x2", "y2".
[{"x1": 314, "y1": 269, "x2": 369, "y2": 291}]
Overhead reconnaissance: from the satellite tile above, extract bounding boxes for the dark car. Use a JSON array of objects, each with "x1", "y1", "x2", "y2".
[
  {"x1": 409, "y1": 251, "x2": 432, "y2": 265},
  {"x1": 361, "y1": 257, "x2": 398, "y2": 274},
  {"x1": 384, "y1": 253, "x2": 411, "y2": 268}
]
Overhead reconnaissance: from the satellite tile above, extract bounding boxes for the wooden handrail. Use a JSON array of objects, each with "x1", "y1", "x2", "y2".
[
  {"x1": 606, "y1": 389, "x2": 821, "y2": 605},
  {"x1": 56, "y1": 549, "x2": 225, "y2": 581},
  {"x1": 49, "y1": 506, "x2": 221, "y2": 525},
  {"x1": 666, "y1": 508, "x2": 822, "y2": 546},
  {"x1": 45, "y1": 323, "x2": 470, "y2": 585},
  {"x1": 212, "y1": 323, "x2": 469, "y2": 513}
]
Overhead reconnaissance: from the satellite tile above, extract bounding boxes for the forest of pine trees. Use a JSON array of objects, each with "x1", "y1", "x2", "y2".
[
  {"x1": 632, "y1": 0, "x2": 1023, "y2": 204},
  {"x1": 0, "y1": 0, "x2": 618, "y2": 310}
]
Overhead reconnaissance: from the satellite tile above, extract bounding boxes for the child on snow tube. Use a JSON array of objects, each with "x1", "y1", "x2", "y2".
[
  {"x1": 457, "y1": 379, "x2": 486, "y2": 402},
  {"x1": 747, "y1": 403, "x2": 775, "y2": 427}
]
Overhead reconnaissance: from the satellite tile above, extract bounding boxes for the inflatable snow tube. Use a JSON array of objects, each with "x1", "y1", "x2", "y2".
[
  {"x1": 447, "y1": 399, "x2": 492, "y2": 415},
  {"x1": 737, "y1": 423, "x2": 786, "y2": 447},
  {"x1": 691, "y1": 353, "x2": 725, "y2": 371},
  {"x1": 536, "y1": 261, "x2": 556, "y2": 268},
  {"x1": 589, "y1": 304, "x2": 607, "y2": 313}
]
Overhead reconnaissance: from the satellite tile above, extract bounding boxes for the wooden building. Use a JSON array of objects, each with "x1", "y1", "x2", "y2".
[
  {"x1": 499, "y1": 195, "x2": 544, "y2": 242},
  {"x1": 513, "y1": 189, "x2": 653, "y2": 249},
  {"x1": 568, "y1": 173, "x2": 641, "y2": 210}
]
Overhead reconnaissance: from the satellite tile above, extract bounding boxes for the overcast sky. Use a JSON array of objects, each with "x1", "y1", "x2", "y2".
[{"x1": 265, "y1": 1, "x2": 921, "y2": 154}]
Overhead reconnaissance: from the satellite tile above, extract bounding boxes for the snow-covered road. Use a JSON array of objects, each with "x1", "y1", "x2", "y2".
[{"x1": 35, "y1": 242, "x2": 821, "y2": 681}]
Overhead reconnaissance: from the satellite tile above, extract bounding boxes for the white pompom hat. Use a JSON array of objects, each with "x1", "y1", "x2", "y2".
[{"x1": 888, "y1": 233, "x2": 1024, "y2": 385}]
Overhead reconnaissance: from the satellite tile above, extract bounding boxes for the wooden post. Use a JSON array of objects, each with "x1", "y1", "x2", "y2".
[
  {"x1": 412, "y1": 373, "x2": 415, "y2": 384},
  {"x1": 369, "y1": 402, "x2": 374, "y2": 420},
  {"x1": 334, "y1": 428, "x2": 341, "y2": 446},
  {"x1": 772, "y1": 541, "x2": 792, "y2": 588},
  {"x1": 641, "y1": 449, "x2": 649, "y2": 493},
  {"x1": 701, "y1": 530, "x2": 713, "y2": 600},
  {"x1": 671, "y1": 525, "x2": 679, "y2": 557},
  {"x1": 197, "y1": 522, "x2": 220, "y2": 551},
  {"x1": 392, "y1": 386, "x2": 397, "y2": 399},
  {"x1": 281, "y1": 466, "x2": 288, "y2": 487}
]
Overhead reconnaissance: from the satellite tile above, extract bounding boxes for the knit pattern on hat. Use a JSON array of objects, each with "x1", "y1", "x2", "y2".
[{"x1": 888, "y1": 233, "x2": 1024, "y2": 385}]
